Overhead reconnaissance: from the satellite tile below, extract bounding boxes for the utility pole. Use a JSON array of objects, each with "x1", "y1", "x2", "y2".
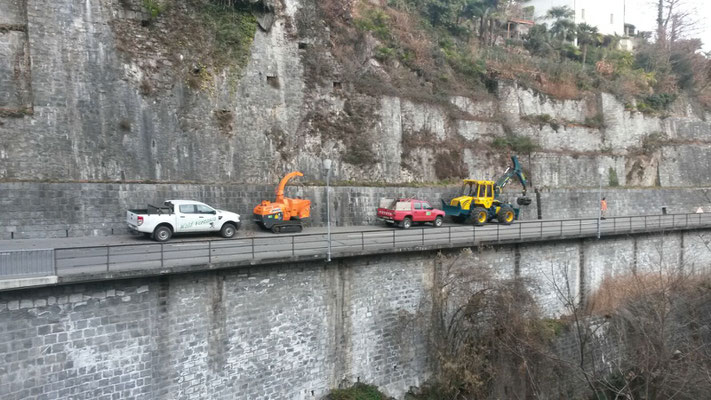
[{"x1": 323, "y1": 159, "x2": 332, "y2": 262}]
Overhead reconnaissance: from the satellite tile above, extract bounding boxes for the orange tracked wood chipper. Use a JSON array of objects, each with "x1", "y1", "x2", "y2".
[{"x1": 253, "y1": 171, "x2": 311, "y2": 233}]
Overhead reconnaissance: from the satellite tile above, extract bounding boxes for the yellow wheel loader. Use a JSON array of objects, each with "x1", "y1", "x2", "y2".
[{"x1": 441, "y1": 155, "x2": 532, "y2": 226}]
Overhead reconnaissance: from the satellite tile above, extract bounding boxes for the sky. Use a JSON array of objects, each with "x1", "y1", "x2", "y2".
[{"x1": 626, "y1": 0, "x2": 711, "y2": 51}]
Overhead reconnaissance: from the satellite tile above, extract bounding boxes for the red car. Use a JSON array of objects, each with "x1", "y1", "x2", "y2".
[{"x1": 376, "y1": 198, "x2": 445, "y2": 229}]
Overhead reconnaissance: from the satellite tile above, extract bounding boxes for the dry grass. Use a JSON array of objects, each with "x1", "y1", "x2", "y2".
[{"x1": 587, "y1": 272, "x2": 710, "y2": 316}]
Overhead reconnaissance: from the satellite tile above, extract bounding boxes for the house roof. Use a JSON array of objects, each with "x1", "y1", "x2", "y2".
[{"x1": 508, "y1": 18, "x2": 535, "y2": 25}]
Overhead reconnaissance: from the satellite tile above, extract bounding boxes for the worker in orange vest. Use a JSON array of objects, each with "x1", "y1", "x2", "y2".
[{"x1": 601, "y1": 197, "x2": 608, "y2": 219}]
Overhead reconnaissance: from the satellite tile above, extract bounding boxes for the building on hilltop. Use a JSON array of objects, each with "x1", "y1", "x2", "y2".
[{"x1": 527, "y1": 0, "x2": 627, "y2": 36}]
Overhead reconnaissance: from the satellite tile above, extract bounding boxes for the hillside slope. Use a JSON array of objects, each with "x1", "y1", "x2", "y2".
[{"x1": 0, "y1": 0, "x2": 710, "y2": 188}]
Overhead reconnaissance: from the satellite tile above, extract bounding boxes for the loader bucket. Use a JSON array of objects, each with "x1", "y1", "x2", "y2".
[{"x1": 440, "y1": 199, "x2": 467, "y2": 217}]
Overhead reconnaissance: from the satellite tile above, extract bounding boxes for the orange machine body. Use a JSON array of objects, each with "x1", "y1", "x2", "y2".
[{"x1": 253, "y1": 171, "x2": 311, "y2": 233}]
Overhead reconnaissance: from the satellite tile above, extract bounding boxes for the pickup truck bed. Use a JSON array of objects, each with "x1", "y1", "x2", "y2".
[{"x1": 128, "y1": 204, "x2": 173, "y2": 215}]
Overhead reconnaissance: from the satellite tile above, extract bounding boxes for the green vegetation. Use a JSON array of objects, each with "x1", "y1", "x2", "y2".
[
  {"x1": 608, "y1": 167, "x2": 619, "y2": 187},
  {"x1": 492, "y1": 134, "x2": 539, "y2": 154},
  {"x1": 324, "y1": 0, "x2": 710, "y2": 110},
  {"x1": 522, "y1": 114, "x2": 561, "y2": 131},
  {"x1": 143, "y1": 0, "x2": 165, "y2": 21},
  {"x1": 200, "y1": 2, "x2": 258, "y2": 70},
  {"x1": 583, "y1": 114, "x2": 605, "y2": 129},
  {"x1": 327, "y1": 383, "x2": 391, "y2": 400},
  {"x1": 635, "y1": 93, "x2": 678, "y2": 114},
  {"x1": 640, "y1": 131, "x2": 668, "y2": 154}
]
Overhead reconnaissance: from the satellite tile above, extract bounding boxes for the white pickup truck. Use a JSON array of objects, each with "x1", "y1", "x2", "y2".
[{"x1": 126, "y1": 200, "x2": 241, "y2": 242}]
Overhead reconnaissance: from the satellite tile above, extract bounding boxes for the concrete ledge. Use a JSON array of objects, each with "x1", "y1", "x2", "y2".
[{"x1": 0, "y1": 275, "x2": 59, "y2": 291}]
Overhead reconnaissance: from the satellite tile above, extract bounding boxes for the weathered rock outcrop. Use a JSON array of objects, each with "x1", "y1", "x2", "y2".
[{"x1": 1, "y1": 0, "x2": 710, "y2": 187}]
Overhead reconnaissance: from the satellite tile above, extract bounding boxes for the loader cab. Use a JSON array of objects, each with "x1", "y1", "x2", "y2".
[
  {"x1": 450, "y1": 179, "x2": 495, "y2": 210},
  {"x1": 464, "y1": 179, "x2": 495, "y2": 209}
]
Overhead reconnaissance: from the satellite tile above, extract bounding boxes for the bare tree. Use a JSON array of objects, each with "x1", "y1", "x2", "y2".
[{"x1": 656, "y1": 0, "x2": 698, "y2": 46}]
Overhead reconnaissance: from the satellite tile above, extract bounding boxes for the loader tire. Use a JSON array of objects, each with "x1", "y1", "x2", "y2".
[
  {"x1": 497, "y1": 206, "x2": 515, "y2": 225},
  {"x1": 472, "y1": 208, "x2": 488, "y2": 226},
  {"x1": 517, "y1": 196, "x2": 532, "y2": 206}
]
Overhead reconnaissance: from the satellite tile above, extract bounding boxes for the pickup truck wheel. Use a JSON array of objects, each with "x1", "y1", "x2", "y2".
[
  {"x1": 153, "y1": 226, "x2": 172, "y2": 242},
  {"x1": 433, "y1": 216, "x2": 443, "y2": 228},
  {"x1": 402, "y1": 217, "x2": 412, "y2": 229},
  {"x1": 220, "y1": 223, "x2": 237, "y2": 238}
]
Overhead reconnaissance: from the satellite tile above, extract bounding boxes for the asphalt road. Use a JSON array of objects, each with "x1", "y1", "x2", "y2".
[{"x1": 1, "y1": 213, "x2": 710, "y2": 279}]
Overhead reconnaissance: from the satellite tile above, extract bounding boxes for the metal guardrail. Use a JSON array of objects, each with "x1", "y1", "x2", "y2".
[
  {"x1": 2, "y1": 213, "x2": 711, "y2": 280},
  {"x1": 0, "y1": 249, "x2": 55, "y2": 279}
]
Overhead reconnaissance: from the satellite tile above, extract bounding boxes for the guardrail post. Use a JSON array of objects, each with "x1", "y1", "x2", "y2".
[
  {"x1": 539, "y1": 221, "x2": 543, "y2": 239},
  {"x1": 421, "y1": 228, "x2": 425, "y2": 246},
  {"x1": 251, "y1": 238, "x2": 255, "y2": 259},
  {"x1": 53, "y1": 250, "x2": 58, "y2": 275},
  {"x1": 448, "y1": 227, "x2": 451, "y2": 244},
  {"x1": 560, "y1": 220, "x2": 563, "y2": 238},
  {"x1": 579, "y1": 219, "x2": 582, "y2": 236},
  {"x1": 106, "y1": 247, "x2": 110, "y2": 273},
  {"x1": 160, "y1": 244, "x2": 164, "y2": 268},
  {"x1": 208, "y1": 241, "x2": 212, "y2": 264},
  {"x1": 361, "y1": 232, "x2": 365, "y2": 250},
  {"x1": 614, "y1": 217, "x2": 616, "y2": 234},
  {"x1": 519, "y1": 222, "x2": 522, "y2": 241},
  {"x1": 497, "y1": 224, "x2": 500, "y2": 242},
  {"x1": 291, "y1": 236, "x2": 295, "y2": 257},
  {"x1": 392, "y1": 230, "x2": 396, "y2": 248},
  {"x1": 644, "y1": 215, "x2": 647, "y2": 231}
]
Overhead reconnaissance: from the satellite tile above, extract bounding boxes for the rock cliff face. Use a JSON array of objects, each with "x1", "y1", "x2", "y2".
[{"x1": 1, "y1": 0, "x2": 710, "y2": 187}]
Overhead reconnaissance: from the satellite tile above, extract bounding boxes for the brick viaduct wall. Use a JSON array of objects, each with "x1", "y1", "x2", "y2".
[
  {"x1": 1, "y1": 182, "x2": 710, "y2": 239},
  {"x1": 1, "y1": 230, "x2": 710, "y2": 399}
]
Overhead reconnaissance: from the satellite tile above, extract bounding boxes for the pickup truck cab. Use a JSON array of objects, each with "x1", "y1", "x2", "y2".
[
  {"x1": 127, "y1": 200, "x2": 241, "y2": 242},
  {"x1": 376, "y1": 198, "x2": 445, "y2": 229}
]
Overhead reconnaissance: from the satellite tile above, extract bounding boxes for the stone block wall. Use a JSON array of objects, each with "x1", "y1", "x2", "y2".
[
  {"x1": 0, "y1": 0, "x2": 31, "y2": 110},
  {"x1": 0, "y1": 253, "x2": 435, "y2": 399},
  {"x1": 1, "y1": 231, "x2": 710, "y2": 399}
]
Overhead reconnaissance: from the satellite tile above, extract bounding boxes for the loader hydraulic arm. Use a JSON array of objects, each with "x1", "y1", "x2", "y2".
[
  {"x1": 275, "y1": 171, "x2": 304, "y2": 203},
  {"x1": 495, "y1": 155, "x2": 528, "y2": 197}
]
